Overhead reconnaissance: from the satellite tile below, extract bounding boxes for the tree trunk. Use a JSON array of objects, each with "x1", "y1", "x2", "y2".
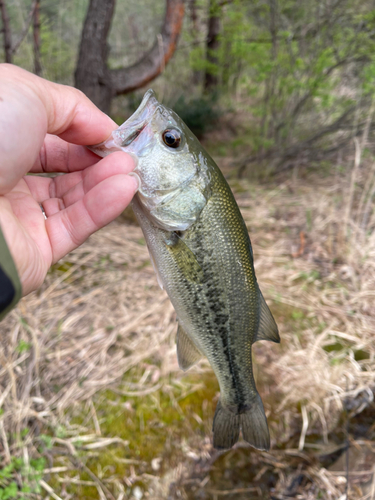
[
  {"x1": 33, "y1": 0, "x2": 42, "y2": 75},
  {"x1": 204, "y1": 0, "x2": 221, "y2": 92},
  {"x1": 75, "y1": 0, "x2": 115, "y2": 113},
  {"x1": 0, "y1": 0, "x2": 12, "y2": 63},
  {"x1": 75, "y1": 0, "x2": 185, "y2": 114},
  {"x1": 189, "y1": 0, "x2": 201, "y2": 85}
]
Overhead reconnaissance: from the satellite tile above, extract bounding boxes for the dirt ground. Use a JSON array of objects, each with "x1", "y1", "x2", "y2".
[{"x1": 0, "y1": 154, "x2": 374, "y2": 499}]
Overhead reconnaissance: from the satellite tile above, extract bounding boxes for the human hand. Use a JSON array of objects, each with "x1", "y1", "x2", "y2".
[{"x1": 0, "y1": 64, "x2": 138, "y2": 296}]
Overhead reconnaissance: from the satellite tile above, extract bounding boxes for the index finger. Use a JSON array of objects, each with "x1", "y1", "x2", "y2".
[
  {"x1": 0, "y1": 64, "x2": 117, "y2": 194},
  {"x1": 30, "y1": 134, "x2": 102, "y2": 174},
  {"x1": 1, "y1": 64, "x2": 116, "y2": 144}
]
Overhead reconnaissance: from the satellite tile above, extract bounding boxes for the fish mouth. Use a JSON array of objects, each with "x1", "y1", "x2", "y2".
[
  {"x1": 88, "y1": 89, "x2": 160, "y2": 157},
  {"x1": 112, "y1": 90, "x2": 159, "y2": 149}
]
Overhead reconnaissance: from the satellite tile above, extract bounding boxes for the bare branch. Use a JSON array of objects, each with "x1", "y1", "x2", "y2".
[
  {"x1": 110, "y1": 0, "x2": 185, "y2": 95},
  {"x1": 274, "y1": 56, "x2": 369, "y2": 136},
  {"x1": 75, "y1": 0, "x2": 184, "y2": 112},
  {"x1": 237, "y1": 102, "x2": 364, "y2": 177},
  {"x1": 11, "y1": 0, "x2": 36, "y2": 55},
  {"x1": 281, "y1": 104, "x2": 358, "y2": 158}
]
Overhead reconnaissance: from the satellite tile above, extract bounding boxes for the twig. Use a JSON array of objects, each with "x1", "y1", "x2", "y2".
[
  {"x1": 298, "y1": 406, "x2": 309, "y2": 451},
  {"x1": 291, "y1": 231, "x2": 305, "y2": 258},
  {"x1": 88, "y1": 398, "x2": 101, "y2": 436},
  {"x1": 157, "y1": 33, "x2": 165, "y2": 103},
  {"x1": 0, "y1": 420, "x2": 11, "y2": 463},
  {"x1": 344, "y1": 137, "x2": 361, "y2": 237},
  {"x1": 370, "y1": 466, "x2": 375, "y2": 500},
  {"x1": 69, "y1": 455, "x2": 116, "y2": 500},
  {"x1": 361, "y1": 178, "x2": 375, "y2": 231},
  {"x1": 356, "y1": 99, "x2": 375, "y2": 230},
  {"x1": 345, "y1": 376, "x2": 350, "y2": 500},
  {"x1": 207, "y1": 486, "x2": 261, "y2": 496},
  {"x1": 39, "y1": 479, "x2": 64, "y2": 500}
]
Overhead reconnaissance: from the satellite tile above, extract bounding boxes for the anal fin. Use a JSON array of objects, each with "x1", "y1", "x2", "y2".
[
  {"x1": 176, "y1": 323, "x2": 203, "y2": 371},
  {"x1": 253, "y1": 289, "x2": 280, "y2": 343}
]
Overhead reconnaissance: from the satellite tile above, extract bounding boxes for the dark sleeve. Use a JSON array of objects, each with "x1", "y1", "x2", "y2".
[{"x1": 0, "y1": 224, "x2": 22, "y2": 321}]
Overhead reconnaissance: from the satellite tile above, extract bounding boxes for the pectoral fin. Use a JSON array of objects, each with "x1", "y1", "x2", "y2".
[
  {"x1": 176, "y1": 323, "x2": 203, "y2": 371},
  {"x1": 253, "y1": 290, "x2": 280, "y2": 343},
  {"x1": 148, "y1": 245, "x2": 164, "y2": 290},
  {"x1": 164, "y1": 232, "x2": 204, "y2": 283}
]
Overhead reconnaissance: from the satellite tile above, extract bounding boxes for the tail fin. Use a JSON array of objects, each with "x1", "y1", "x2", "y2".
[
  {"x1": 240, "y1": 393, "x2": 270, "y2": 451},
  {"x1": 212, "y1": 399, "x2": 240, "y2": 449},
  {"x1": 212, "y1": 394, "x2": 270, "y2": 451}
]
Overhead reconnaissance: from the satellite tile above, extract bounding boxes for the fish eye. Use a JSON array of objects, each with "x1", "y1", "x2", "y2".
[{"x1": 162, "y1": 129, "x2": 181, "y2": 149}]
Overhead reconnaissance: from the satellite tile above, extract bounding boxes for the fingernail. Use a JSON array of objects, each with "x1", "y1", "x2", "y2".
[
  {"x1": 127, "y1": 152, "x2": 139, "y2": 169},
  {"x1": 128, "y1": 172, "x2": 141, "y2": 192}
]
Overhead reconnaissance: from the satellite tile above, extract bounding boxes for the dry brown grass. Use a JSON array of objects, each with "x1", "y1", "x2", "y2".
[{"x1": 0, "y1": 147, "x2": 374, "y2": 499}]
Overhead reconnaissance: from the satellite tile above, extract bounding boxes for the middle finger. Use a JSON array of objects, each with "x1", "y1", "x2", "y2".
[{"x1": 56, "y1": 152, "x2": 136, "y2": 207}]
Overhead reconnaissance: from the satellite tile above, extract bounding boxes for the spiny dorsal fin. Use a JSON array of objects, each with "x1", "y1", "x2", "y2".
[
  {"x1": 253, "y1": 290, "x2": 280, "y2": 344},
  {"x1": 176, "y1": 323, "x2": 203, "y2": 371},
  {"x1": 164, "y1": 232, "x2": 204, "y2": 283}
]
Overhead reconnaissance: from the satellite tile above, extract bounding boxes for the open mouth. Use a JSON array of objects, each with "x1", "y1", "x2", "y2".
[
  {"x1": 88, "y1": 89, "x2": 159, "y2": 157},
  {"x1": 112, "y1": 90, "x2": 159, "y2": 149},
  {"x1": 118, "y1": 126, "x2": 144, "y2": 147}
]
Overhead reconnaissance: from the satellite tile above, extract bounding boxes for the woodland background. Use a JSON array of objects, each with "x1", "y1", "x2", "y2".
[{"x1": 1, "y1": 1, "x2": 375, "y2": 499}]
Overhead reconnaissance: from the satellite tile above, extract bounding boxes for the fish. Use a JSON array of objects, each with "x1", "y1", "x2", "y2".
[{"x1": 89, "y1": 90, "x2": 280, "y2": 450}]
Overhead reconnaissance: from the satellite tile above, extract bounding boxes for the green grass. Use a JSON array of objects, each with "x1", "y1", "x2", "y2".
[
  {"x1": 0, "y1": 456, "x2": 46, "y2": 499},
  {"x1": 47, "y1": 370, "x2": 219, "y2": 498}
]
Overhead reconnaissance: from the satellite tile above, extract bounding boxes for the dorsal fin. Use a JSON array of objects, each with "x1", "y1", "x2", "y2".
[
  {"x1": 176, "y1": 323, "x2": 203, "y2": 371},
  {"x1": 253, "y1": 290, "x2": 280, "y2": 344}
]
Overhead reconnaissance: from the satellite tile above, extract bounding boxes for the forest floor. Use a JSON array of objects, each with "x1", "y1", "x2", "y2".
[{"x1": 1, "y1": 149, "x2": 375, "y2": 500}]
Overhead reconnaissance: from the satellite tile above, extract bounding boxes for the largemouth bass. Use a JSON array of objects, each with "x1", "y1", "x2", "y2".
[{"x1": 90, "y1": 90, "x2": 280, "y2": 450}]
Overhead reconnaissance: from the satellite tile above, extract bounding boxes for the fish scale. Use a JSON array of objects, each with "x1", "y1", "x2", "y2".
[
  {"x1": 90, "y1": 89, "x2": 280, "y2": 450},
  {"x1": 184, "y1": 168, "x2": 258, "y2": 406}
]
